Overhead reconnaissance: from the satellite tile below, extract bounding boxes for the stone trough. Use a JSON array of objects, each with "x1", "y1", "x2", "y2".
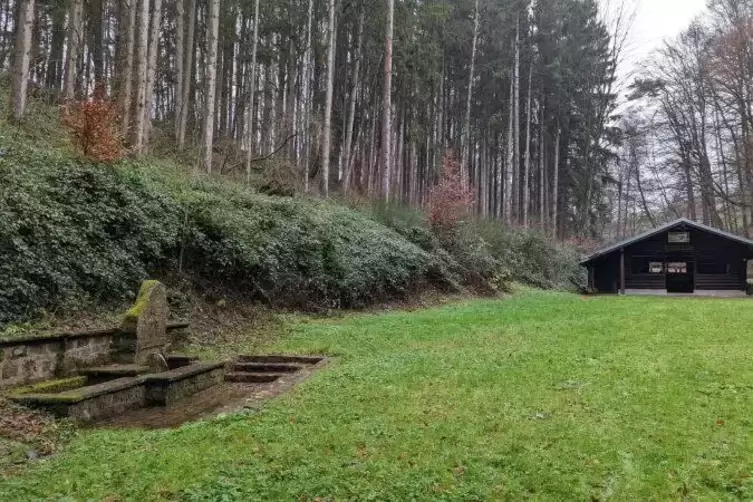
[
  {"x1": 10, "y1": 361, "x2": 227, "y2": 421},
  {"x1": 6, "y1": 281, "x2": 328, "y2": 425}
]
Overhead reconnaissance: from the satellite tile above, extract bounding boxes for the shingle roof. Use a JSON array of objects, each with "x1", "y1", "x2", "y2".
[{"x1": 580, "y1": 218, "x2": 753, "y2": 265}]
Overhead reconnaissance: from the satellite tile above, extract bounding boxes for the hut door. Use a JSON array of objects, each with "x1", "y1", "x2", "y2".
[{"x1": 666, "y1": 261, "x2": 695, "y2": 293}]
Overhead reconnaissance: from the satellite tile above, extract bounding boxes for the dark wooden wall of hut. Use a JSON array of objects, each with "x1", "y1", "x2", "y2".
[{"x1": 589, "y1": 226, "x2": 750, "y2": 293}]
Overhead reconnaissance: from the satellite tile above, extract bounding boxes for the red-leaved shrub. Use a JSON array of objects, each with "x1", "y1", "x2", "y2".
[
  {"x1": 427, "y1": 153, "x2": 475, "y2": 234},
  {"x1": 60, "y1": 84, "x2": 123, "y2": 163}
]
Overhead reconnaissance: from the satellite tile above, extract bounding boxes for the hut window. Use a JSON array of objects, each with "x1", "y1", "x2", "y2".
[
  {"x1": 649, "y1": 262, "x2": 664, "y2": 274},
  {"x1": 668, "y1": 232, "x2": 690, "y2": 244},
  {"x1": 632, "y1": 259, "x2": 664, "y2": 274},
  {"x1": 667, "y1": 262, "x2": 688, "y2": 274}
]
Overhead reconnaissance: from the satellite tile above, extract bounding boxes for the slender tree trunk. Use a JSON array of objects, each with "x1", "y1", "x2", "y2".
[
  {"x1": 119, "y1": 0, "x2": 137, "y2": 137},
  {"x1": 10, "y1": 0, "x2": 34, "y2": 121},
  {"x1": 244, "y1": 0, "x2": 260, "y2": 181},
  {"x1": 175, "y1": 0, "x2": 185, "y2": 136},
  {"x1": 381, "y1": 0, "x2": 394, "y2": 201},
  {"x1": 132, "y1": 0, "x2": 150, "y2": 151},
  {"x1": 203, "y1": 0, "x2": 220, "y2": 172},
  {"x1": 301, "y1": 0, "x2": 314, "y2": 192},
  {"x1": 461, "y1": 0, "x2": 479, "y2": 187},
  {"x1": 523, "y1": 61, "x2": 532, "y2": 227},
  {"x1": 89, "y1": 0, "x2": 104, "y2": 83},
  {"x1": 343, "y1": 7, "x2": 364, "y2": 195},
  {"x1": 321, "y1": 0, "x2": 337, "y2": 198},
  {"x1": 177, "y1": 0, "x2": 195, "y2": 149},
  {"x1": 552, "y1": 125, "x2": 560, "y2": 239},
  {"x1": 512, "y1": 17, "x2": 521, "y2": 224},
  {"x1": 45, "y1": 5, "x2": 65, "y2": 93},
  {"x1": 63, "y1": 0, "x2": 83, "y2": 100},
  {"x1": 505, "y1": 74, "x2": 514, "y2": 224},
  {"x1": 539, "y1": 105, "x2": 546, "y2": 227},
  {"x1": 143, "y1": 0, "x2": 163, "y2": 147}
]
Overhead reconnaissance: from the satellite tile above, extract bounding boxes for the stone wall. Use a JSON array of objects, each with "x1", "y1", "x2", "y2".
[
  {"x1": 0, "y1": 330, "x2": 118, "y2": 389},
  {"x1": 0, "y1": 323, "x2": 189, "y2": 389}
]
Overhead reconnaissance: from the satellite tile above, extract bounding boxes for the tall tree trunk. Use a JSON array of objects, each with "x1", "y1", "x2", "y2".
[
  {"x1": 175, "y1": 0, "x2": 185, "y2": 137},
  {"x1": 143, "y1": 0, "x2": 163, "y2": 147},
  {"x1": 343, "y1": 7, "x2": 364, "y2": 195},
  {"x1": 89, "y1": 0, "x2": 104, "y2": 83},
  {"x1": 177, "y1": 0, "x2": 195, "y2": 149},
  {"x1": 301, "y1": 0, "x2": 314, "y2": 192},
  {"x1": 119, "y1": 0, "x2": 137, "y2": 137},
  {"x1": 512, "y1": 17, "x2": 521, "y2": 223},
  {"x1": 203, "y1": 0, "x2": 220, "y2": 172},
  {"x1": 63, "y1": 0, "x2": 83, "y2": 100},
  {"x1": 552, "y1": 124, "x2": 560, "y2": 238},
  {"x1": 132, "y1": 0, "x2": 150, "y2": 151},
  {"x1": 523, "y1": 61, "x2": 532, "y2": 227},
  {"x1": 505, "y1": 74, "x2": 514, "y2": 224},
  {"x1": 45, "y1": 4, "x2": 65, "y2": 93},
  {"x1": 381, "y1": 0, "x2": 394, "y2": 201},
  {"x1": 321, "y1": 0, "x2": 337, "y2": 198},
  {"x1": 10, "y1": 0, "x2": 34, "y2": 121},
  {"x1": 461, "y1": 0, "x2": 479, "y2": 187},
  {"x1": 244, "y1": 0, "x2": 260, "y2": 181}
]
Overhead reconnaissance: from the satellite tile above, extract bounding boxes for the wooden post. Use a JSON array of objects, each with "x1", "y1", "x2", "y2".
[{"x1": 620, "y1": 248, "x2": 626, "y2": 295}]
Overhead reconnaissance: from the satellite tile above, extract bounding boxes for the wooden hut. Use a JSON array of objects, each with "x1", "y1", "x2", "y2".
[{"x1": 582, "y1": 218, "x2": 753, "y2": 295}]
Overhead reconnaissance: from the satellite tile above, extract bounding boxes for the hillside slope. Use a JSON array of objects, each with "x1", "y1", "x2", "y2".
[{"x1": 0, "y1": 92, "x2": 581, "y2": 328}]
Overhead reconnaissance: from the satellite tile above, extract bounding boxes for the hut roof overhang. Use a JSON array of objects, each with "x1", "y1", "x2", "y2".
[{"x1": 580, "y1": 218, "x2": 753, "y2": 266}]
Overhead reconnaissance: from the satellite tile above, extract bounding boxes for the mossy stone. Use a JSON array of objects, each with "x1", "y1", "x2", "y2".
[{"x1": 120, "y1": 280, "x2": 168, "y2": 365}]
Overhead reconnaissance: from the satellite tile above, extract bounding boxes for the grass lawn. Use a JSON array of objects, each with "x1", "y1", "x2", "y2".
[{"x1": 2, "y1": 290, "x2": 753, "y2": 500}]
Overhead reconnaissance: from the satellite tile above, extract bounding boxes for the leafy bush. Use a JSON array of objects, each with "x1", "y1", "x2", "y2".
[
  {"x1": 173, "y1": 187, "x2": 432, "y2": 308},
  {"x1": 0, "y1": 149, "x2": 180, "y2": 324},
  {"x1": 477, "y1": 223, "x2": 585, "y2": 291},
  {"x1": 0, "y1": 145, "x2": 437, "y2": 325}
]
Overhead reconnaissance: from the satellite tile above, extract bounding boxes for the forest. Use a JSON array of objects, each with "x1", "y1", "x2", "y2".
[
  {"x1": 1, "y1": 0, "x2": 624, "y2": 240},
  {"x1": 609, "y1": 0, "x2": 753, "y2": 240}
]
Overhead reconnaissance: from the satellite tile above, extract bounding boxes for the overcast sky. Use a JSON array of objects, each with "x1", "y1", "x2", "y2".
[{"x1": 605, "y1": 0, "x2": 708, "y2": 83}]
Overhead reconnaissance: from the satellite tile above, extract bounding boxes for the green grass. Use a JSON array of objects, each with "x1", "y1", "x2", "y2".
[{"x1": 3, "y1": 291, "x2": 753, "y2": 500}]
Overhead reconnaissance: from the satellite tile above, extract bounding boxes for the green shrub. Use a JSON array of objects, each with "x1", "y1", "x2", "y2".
[
  {"x1": 0, "y1": 146, "x2": 438, "y2": 325},
  {"x1": 477, "y1": 222, "x2": 585, "y2": 291},
  {"x1": 0, "y1": 149, "x2": 181, "y2": 324},
  {"x1": 360, "y1": 201, "x2": 506, "y2": 292}
]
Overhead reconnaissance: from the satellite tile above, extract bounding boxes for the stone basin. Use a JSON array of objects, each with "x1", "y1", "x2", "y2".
[{"x1": 9, "y1": 361, "x2": 227, "y2": 422}]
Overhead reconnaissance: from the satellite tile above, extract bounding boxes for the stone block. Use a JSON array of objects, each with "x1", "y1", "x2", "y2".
[{"x1": 120, "y1": 281, "x2": 169, "y2": 365}]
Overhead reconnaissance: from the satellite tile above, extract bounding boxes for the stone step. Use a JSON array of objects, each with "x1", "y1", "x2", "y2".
[
  {"x1": 237, "y1": 355, "x2": 324, "y2": 365},
  {"x1": 224, "y1": 372, "x2": 283, "y2": 384},
  {"x1": 232, "y1": 362, "x2": 302, "y2": 373}
]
